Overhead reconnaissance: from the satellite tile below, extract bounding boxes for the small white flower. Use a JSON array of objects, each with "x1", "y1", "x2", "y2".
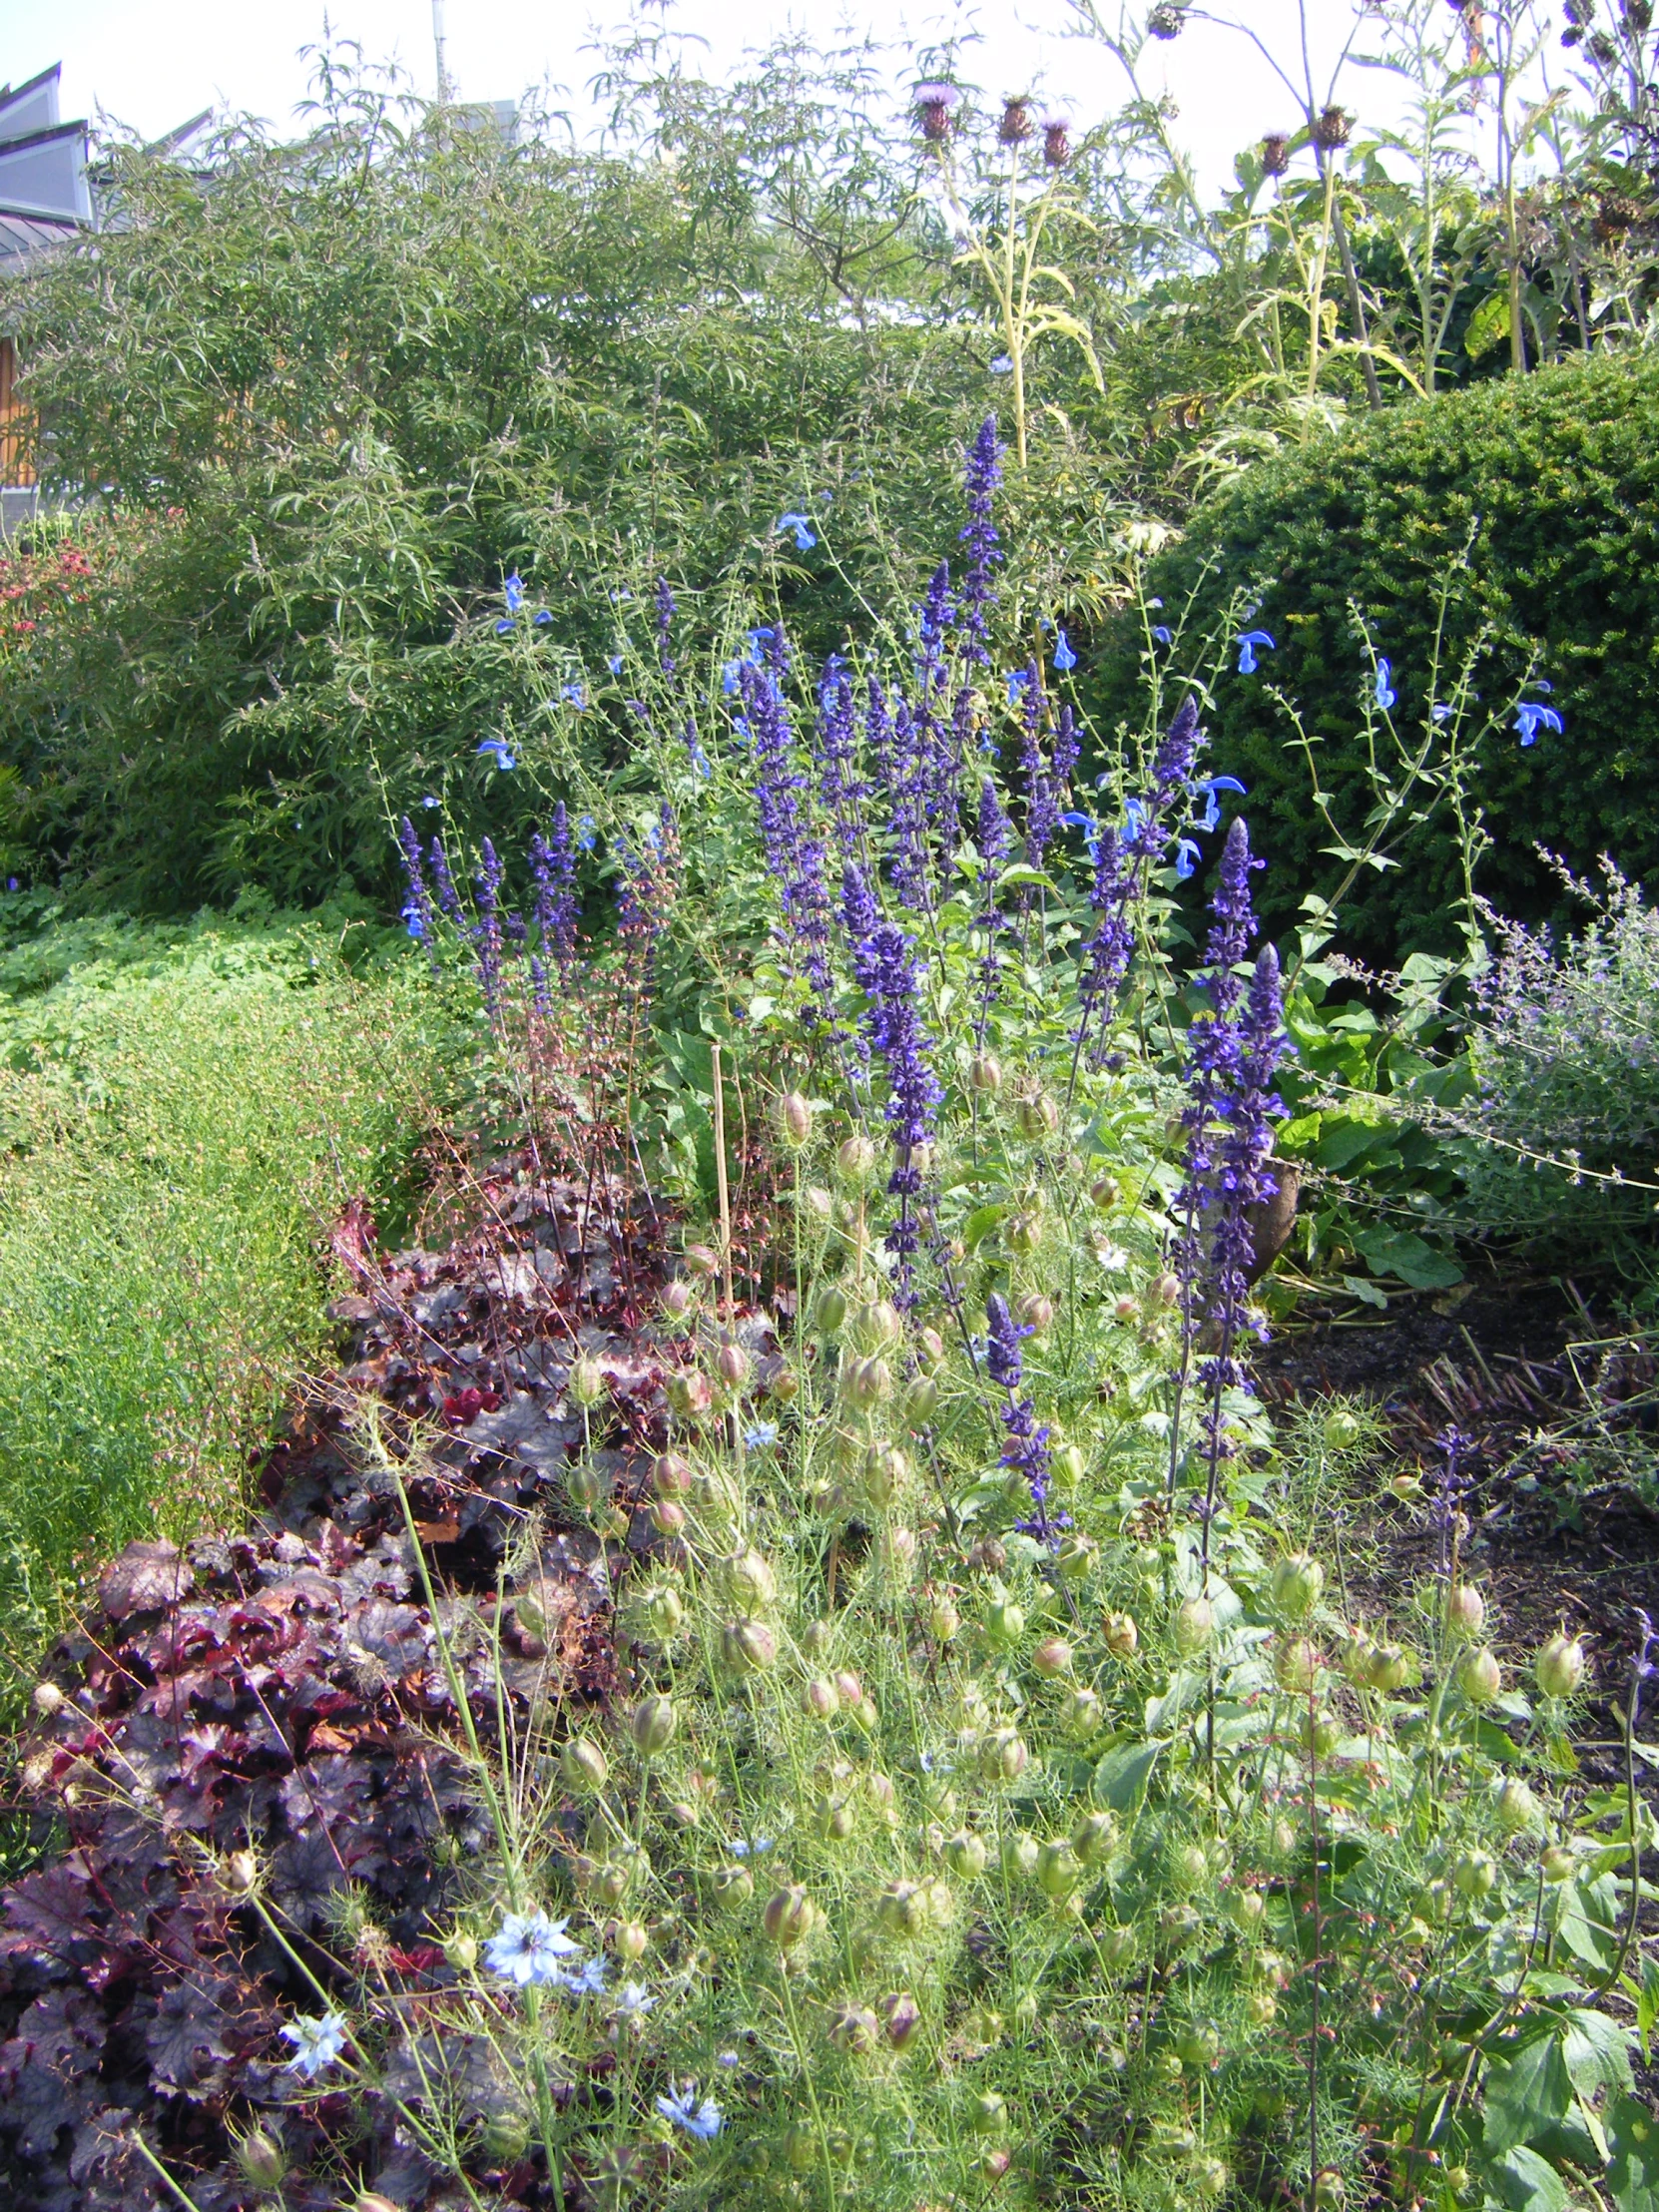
[{"x1": 279, "y1": 2011, "x2": 347, "y2": 2079}]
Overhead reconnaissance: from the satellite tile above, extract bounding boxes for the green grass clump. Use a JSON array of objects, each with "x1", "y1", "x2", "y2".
[{"x1": 0, "y1": 901, "x2": 447, "y2": 1680}]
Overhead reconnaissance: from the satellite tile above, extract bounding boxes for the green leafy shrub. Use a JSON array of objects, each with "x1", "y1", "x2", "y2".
[
  {"x1": 1099, "y1": 351, "x2": 1659, "y2": 957},
  {"x1": 0, "y1": 903, "x2": 448, "y2": 1674}
]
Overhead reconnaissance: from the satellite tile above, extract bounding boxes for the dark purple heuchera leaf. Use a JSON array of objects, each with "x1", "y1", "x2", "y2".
[{"x1": 99, "y1": 1540, "x2": 195, "y2": 1622}]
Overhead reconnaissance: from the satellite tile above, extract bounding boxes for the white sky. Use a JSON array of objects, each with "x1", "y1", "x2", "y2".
[{"x1": 0, "y1": 0, "x2": 1436, "y2": 204}]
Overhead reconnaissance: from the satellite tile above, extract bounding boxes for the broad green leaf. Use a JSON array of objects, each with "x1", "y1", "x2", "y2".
[
  {"x1": 1482, "y1": 2030, "x2": 1573, "y2": 2155},
  {"x1": 1485, "y1": 2145, "x2": 1570, "y2": 2212},
  {"x1": 1353, "y1": 1225, "x2": 1463, "y2": 1291},
  {"x1": 1608, "y1": 2094, "x2": 1659, "y2": 2212},
  {"x1": 1093, "y1": 1737, "x2": 1166, "y2": 1815},
  {"x1": 1465, "y1": 288, "x2": 1512, "y2": 358}
]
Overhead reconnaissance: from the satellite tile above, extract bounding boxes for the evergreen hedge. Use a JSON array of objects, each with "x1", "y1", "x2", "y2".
[{"x1": 1109, "y1": 352, "x2": 1659, "y2": 956}]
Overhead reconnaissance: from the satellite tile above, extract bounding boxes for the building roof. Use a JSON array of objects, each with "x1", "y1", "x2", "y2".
[{"x1": 0, "y1": 65, "x2": 92, "y2": 272}]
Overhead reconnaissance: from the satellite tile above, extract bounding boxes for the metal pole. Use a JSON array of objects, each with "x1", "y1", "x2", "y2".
[{"x1": 432, "y1": 0, "x2": 450, "y2": 102}]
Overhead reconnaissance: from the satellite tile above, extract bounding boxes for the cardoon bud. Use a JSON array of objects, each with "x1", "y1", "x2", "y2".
[
  {"x1": 1262, "y1": 131, "x2": 1292, "y2": 176},
  {"x1": 1041, "y1": 113, "x2": 1071, "y2": 167},
  {"x1": 914, "y1": 82, "x2": 961, "y2": 144},
  {"x1": 998, "y1": 95, "x2": 1033, "y2": 143},
  {"x1": 1314, "y1": 104, "x2": 1352, "y2": 148}
]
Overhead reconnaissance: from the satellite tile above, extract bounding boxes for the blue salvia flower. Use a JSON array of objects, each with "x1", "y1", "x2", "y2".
[
  {"x1": 1236, "y1": 629, "x2": 1276, "y2": 675},
  {"x1": 474, "y1": 838, "x2": 505, "y2": 1018},
  {"x1": 815, "y1": 656, "x2": 864, "y2": 864},
  {"x1": 575, "y1": 814, "x2": 597, "y2": 851},
  {"x1": 886, "y1": 695, "x2": 933, "y2": 913},
  {"x1": 504, "y1": 573, "x2": 526, "y2": 615},
  {"x1": 1194, "y1": 775, "x2": 1247, "y2": 834},
  {"x1": 1007, "y1": 670, "x2": 1031, "y2": 707},
  {"x1": 531, "y1": 803, "x2": 580, "y2": 975},
  {"x1": 1053, "y1": 627, "x2": 1077, "y2": 674},
  {"x1": 1174, "y1": 836, "x2": 1203, "y2": 881},
  {"x1": 398, "y1": 817, "x2": 436, "y2": 958},
  {"x1": 959, "y1": 417, "x2": 1003, "y2": 664},
  {"x1": 916, "y1": 561, "x2": 954, "y2": 699},
  {"x1": 684, "y1": 720, "x2": 711, "y2": 778},
  {"x1": 1375, "y1": 658, "x2": 1396, "y2": 710},
  {"x1": 777, "y1": 512, "x2": 818, "y2": 552},
  {"x1": 854, "y1": 914, "x2": 942, "y2": 1308},
  {"x1": 742, "y1": 652, "x2": 836, "y2": 1027},
  {"x1": 477, "y1": 738, "x2": 516, "y2": 772},
  {"x1": 656, "y1": 576, "x2": 677, "y2": 674},
  {"x1": 1152, "y1": 625, "x2": 1173, "y2": 645},
  {"x1": 529, "y1": 953, "x2": 551, "y2": 1017},
  {"x1": 1513, "y1": 702, "x2": 1562, "y2": 746},
  {"x1": 428, "y1": 837, "x2": 462, "y2": 922},
  {"x1": 984, "y1": 1294, "x2": 1063, "y2": 1545}
]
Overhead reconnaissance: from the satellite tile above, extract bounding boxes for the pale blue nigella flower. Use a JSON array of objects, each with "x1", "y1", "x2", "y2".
[
  {"x1": 728, "y1": 1834, "x2": 776, "y2": 1858},
  {"x1": 558, "y1": 1954, "x2": 609, "y2": 1997},
  {"x1": 1053, "y1": 627, "x2": 1077, "y2": 673},
  {"x1": 657, "y1": 2084, "x2": 723, "y2": 2140},
  {"x1": 1375, "y1": 659, "x2": 1396, "y2": 710},
  {"x1": 1236, "y1": 629, "x2": 1276, "y2": 675},
  {"x1": 777, "y1": 512, "x2": 818, "y2": 552},
  {"x1": 1513, "y1": 703, "x2": 1562, "y2": 747},
  {"x1": 743, "y1": 1420, "x2": 780, "y2": 1450},
  {"x1": 280, "y1": 2012, "x2": 348, "y2": 2079},
  {"x1": 614, "y1": 1981, "x2": 656, "y2": 2018},
  {"x1": 484, "y1": 1910, "x2": 580, "y2": 1986}
]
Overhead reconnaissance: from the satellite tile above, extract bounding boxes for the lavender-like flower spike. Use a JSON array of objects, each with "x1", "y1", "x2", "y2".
[
  {"x1": 531, "y1": 803, "x2": 580, "y2": 975},
  {"x1": 853, "y1": 914, "x2": 942, "y2": 1306},
  {"x1": 474, "y1": 838, "x2": 505, "y2": 1017},
  {"x1": 816, "y1": 655, "x2": 864, "y2": 865},
  {"x1": 983, "y1": 1293, "x2": 1064, "y2": 1545},
  {"x1": 1200, "y1": 816, "x2": 1262, "y2": 1022},
  {"x1": 959, "y1": 417, "x2": 1003, "y2": 664},
  {"x1": 743, "y1": 656, "x2": 835, "y2": 1028},
  {"x1": 1019, "y1": 668, "x2": 1061, "y2": 873},
  {"x1": 984, "y1": 1292, "x2": 1024, "y2": 1388},
  {"x1": 887, "y1": 696, "x2": 932, "y2": 912},
  {"x1": 973, "y1": 780, "x2": 1011, "y2": 1048},
  {"x1": 398, "y1": 817, "x2": 437, "y2": 962},
  {"x1": 655, "y1": 577, "x2": 677, "y2": 674},
  {"x1": 428, "y1": 837, "x2": 462, "y2": 923}
]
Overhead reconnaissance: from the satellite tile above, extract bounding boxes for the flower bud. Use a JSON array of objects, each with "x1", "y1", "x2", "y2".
[
  {"x1": 804, "y1": 1674, "x2": 839, "y2": 1720},
  {"x1": 1072, "y1": 1810, "x2": 1117, "y2": 1865},
  {"x1": 1459, "y1": 1647, "x2": 1502, "y2": 1706},
  {"x1": 661, "y1": 1278, "x2": 694, "y2": 1319},
  {"x1": 716, "y1": 1341, "x2": 751, "y2": 1389},
  {"x1": 31, "y1": 1681, "x2": 64, "y2": 1718},
  {"x1": 218, "y1": 1850, "x2": 259, "y2": 1895},
  {"x1": 616, "y1": 1920, "x2": 649, "y2": 1960},
  {"x1": 879, "y1": 1988, "x2": 921, "y2": 2049},
  {"x1": 237, "y1": 2128, "x2": 288, "y2": 2191},
  {"x1": 1273, "y1": 1636, "x2": 1320, "y2": 1695},
  {"x1": 1451, "y1": 1848, "x2": 1497, "y2": 1899},
  {"x1": 562, "y1": 1735, "x2": 611, "y2": 1790},
  {"x1": 777, "y1": 1090, "x2": 814, "y2": 1147},
  {"x1": 969, "y1": 1053, "x2": 1003, "y2": 1093},
  {"x1": 1017, "y1": 1292, "x2": 1055, "y2": 1336},
  {"x1": 1101, "y1": 1609, "x2": 1139, "y2": 1659},
  {"x1": 1269, "y1": 1552, "x2": 1324, "y2": 1620},
  {"x1": 763, "y1": 1885, "x2": 818, "y2": 1947},
  {"x1": 1032, "y1": 1635, "x2": 1073, "y2": 1678},
  {"x1": 1064, "y1": 1687, "x2": 1104, "y2": 1739},
  {"x1": 1002, "y1": 1830, "x2": 1040, "y2": 1882},
  {"x1": 945, "y1": 1829, "x2": 988, "y2": 1878},
  {"x1": 666, "y1": 1369, "x2": 714, "y2": 1420},
  {"x1": 1173, "y1": 1596, "x2": 1214, "y2": 1655},
  {"x1": 843, "y1": 1354, "x2": 892, "y2": 1407},
  {"x1": 713, "y1": 1863, "x2": 754, "y2": 1909},
  {"x1": 1446, "y1": 1583, "x2": 1485, "y2": 1636},
  {"x1": 982, "y1": 1592, "x2": 1025, "y2": 1650},
  {"x1": 568, "y1": 1354, "x2": 606, "y2": 1407},
  {"x1": 1535, "y1": 1630, "x2": 1587, "y2": 1700},
  {"x1": 929, "y1": 1598, "x2": 960, "y2": 1643},
  {"x1": 834, "y1": 1134, "x2": 878, "y2": 1184},
  {"x1": 722, "y1": 1617, "x2": 778, "y2": 1675},
  {"x1": 630, "y1": 1695, "x2": 678, "y2": 1755}
]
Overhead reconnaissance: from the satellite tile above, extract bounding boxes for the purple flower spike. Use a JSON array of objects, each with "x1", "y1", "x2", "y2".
[{"x1": 959, "y1": 418, "x2": 1003, "y2": 665}]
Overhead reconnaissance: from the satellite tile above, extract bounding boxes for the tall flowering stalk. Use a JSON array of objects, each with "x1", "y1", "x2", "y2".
[
  {"x1": 531, "y1": 805, "x2": 580, "y2": 978},
  {"x1": 1070, "y1": 696, "x2": 1206, "y2": 1084},
  {"x1": 742, "y1": 652, "x2": 835, "y2": 1030},
  {"x1": 474, "y1": 839, "x2": 506, "y2": 1019},
  {"x1": 849, "y1": 906, "x2": 942, "y2": 1309},
  {"x1": 985, "y1": 1293, "x2": 1062, "y2": 1545},
  {"x1": 397, "y1": 817, "x2": 439, "y2": 970},
  {"x1": 655, "y1": 577, "x2": 676, "y2": 675},
  {"x1": 815, "y1": 656, "x2": 864, "y2": 866},
  {"x1": 428, "y1": 836, "x2": 462, "y2": 924},
  {"x1": 959, "y1": 418, "x2": 1003, "y2": 665},
  {"x1": 887, "y1": 697, "x2": 933, "y2": 913},
  {"x1": 972, "y1": 780, "x2": 1011, "y2": 1052}
]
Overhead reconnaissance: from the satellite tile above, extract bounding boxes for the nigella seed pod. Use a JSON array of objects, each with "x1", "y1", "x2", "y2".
[
  {"x1": 982, "y1": 1592, "x2": 1025, "y2": 1650},
  {"x1": 776, "y1": 1090, "x2": 814, "y2": 1147},
  {"x1": 1229, "y1": 1887, "x2": 1266, "y2": 1934},
  {"x1": 1064, "y1": 1686, "x2": 1103, "y2": 1739},
  {"x1": 876, "y1": 1879, "x2": 928, "y2": 1936},
  {"x1": 1089, "y1": 1174, "x2": 1120, "y2": 1211},
  {"x1": 1015, "y1": 1092, "x2": 1059, "y2": 1138},
  {"x1": 843, "y1": 1354, "x2": 892, "y2": 1407},
  {"x1": 929, "y1": 1597, "x2": 961, "y2": 1642},
  {"x1": 1496, "y1": 1777, "x2": 1541, "y2": 1834},
  {"x1": 1540, "y1": 1844, "x2": 1574, "y2": 1883},
  {"x1": 1152, "y1": 1271, "x2": 1181, "y2": 1306},
  {"x1": 1032, "y1": 1635, "x2": 1073, "y2": 1678},
  {"x1": 713, "y1": 1863, "x2": 754, "y2": 1908},
  {"x1": 1536, "y1": 1630, "x2": 1587, "y2": 1699},
  {"x1": 880, "y1": 1988, "x2": 921, "y2": 2048},
  {"x1": 650, "y1": 1498, "x2": 686, "y2": 1536},
  {"x1": 561, "y1": 1735, "x2": 610, "y2": 1790},
  {"x1": 764, "y1": 1886, "x2": 818, "y2": 1946},
  {"x1": 850, "y1": 1297, "x2": 903, "y2": 1350},
  {"x1": 722, "y1": 1617, "x2": 778, "y2": 1675},
  {"x1": 629, "y1": 1696, "x2": 678, "y2": 1755},
  {"x1": 828, "y1": 2001, "x2": 879, "y2": 2052},
  {"x1": 970, "y1": 2089, "x2": 1009, "y2": 2137},
  {"x1": 804, "y1": 1674, "x2": 839, "y2": 1719},
  {"x1": 716, "y1": 1342, "x2": 750, "y2": 1389},
  {"x1": 945, "y1": 1829, "x2": 988, "y2": 1878},
  {"x1": 1036, "y1": 1839, "x2": 1081, "y2": 1901},
  {"x1": 1366, "y1": 1641, "x2": 1411, "y2": 1694},
  {"x1": 1268, "y1": 1552, "x2": 1324, "y2": 1619},
  {"x1": 444, "y1": 1929, "x2": 479, "y2": 1971},
  {"x1": 616, "y1": 1920, "x2": 649, "y2": 1960},
  {"x1": 1052, "y1": 1442, "x2": 1085, "y2": 1491},
  {"x1": 568, "y1": 1354, "x2": 606, "y2": 1407},
  {"x1": 1273, "y1": 1636, "x2": 1320, "y2": 1695},
  {"x1": 684, "y1": 1243, "x2": 720, "y2": 1278},
  {"x1": 1072, "y1": 1810, "x2": 1116, "y2": 1865},
  {"x1": 917, "y1": 1326, "x2": 946, "y2": 1370},
  {"x1": 834, "y1": 1133, "x2": 878, "y2": 1184},
  {"x1": 1003, "y1": 1212, "x2": 1043, "y2": 1254},
  {"x1": 1103, "y1": 1610, "x2": 1139, "y2": 1658},
  {"x1": 356, "y1": 2196, "x2": 404, "y2": 2212},
  {"x1": 237, "y1": 2129, "x2": 288, "y2": 2191},
  {"x1": 567, "y1": 1461, "x2": 609, "y2": 1513},
  {"x1": 1002, "y1": 1829, "x2": 1040, "y2": 1881},
  {"x1": 666, "y1": 1369, "x2": 714, "y2": 1420},
  {"x1": 660, "y1": 1278, "x2": 694, "y2": 1319},
  {"x1": 653, "y1": 1451, "x2": 693, "y2": 1497},
  {"x1": 1173, "y1": 1596, "x2": 1214, "y2": 1654},
  {"x1": 815, "y1": 1284, "x2": 848, "y2": 1336},
  {"x1": 1451, "y1": 1849, "x2": 1497, "y2": 1899},
  {"x1": 724, "y1": 1547, "x2": 778, "y2": 1609},
  {"x1": 970, "y1": 1052, "x2": 1003, "y2": 1092},
  {"x1": 1459, "y1": 1647, "x2": 1502, "y2": 1705},
  {"x1": 979, "y1": 1727, "x2": 1030, "y2": 1782},
  {"x1": 1099, "y1": 1924, "x2": 1136, "y2": 1967},
  {"x1": 219, "y1": 1849, "x2": 259, "y2": 1895},
  {"x1": 833, "y1": 1668, "x2": 863, "y2": 1706},
  {"x1": 1447, "y1": 1583, "x2": 1485, "y2": 1636},
  {"x1": 1055, "y1": 1531, "x2": 1097, "y2": 1582},
  {"x1": 802, "y1": 1618, "x2": 832, "y2": 1656},
  {"x1": 1017, "y1": 1292, "x2": 1055, "y2": 1335},
  {"x1": 903, "y1": 1374, "x2": 939, "y2": 1427}
]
